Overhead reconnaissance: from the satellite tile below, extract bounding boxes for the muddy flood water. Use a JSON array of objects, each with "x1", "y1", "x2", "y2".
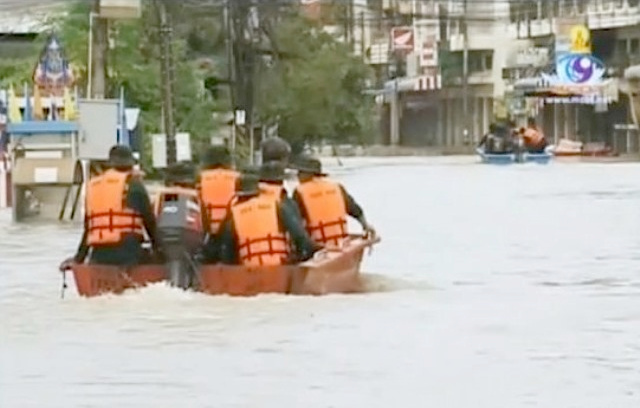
[{"x1": 1, "y1": 157, "x2": 640, "y2": 407}]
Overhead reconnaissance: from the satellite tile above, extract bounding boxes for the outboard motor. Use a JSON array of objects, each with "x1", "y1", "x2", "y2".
[{"x1": 155, "y1": 187, "x2": 204, "y2": 290}]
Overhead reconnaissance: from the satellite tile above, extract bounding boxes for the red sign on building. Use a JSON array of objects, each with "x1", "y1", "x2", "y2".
[{"x1": 391, "y1": 26, "x2": 414, "y2": 51}]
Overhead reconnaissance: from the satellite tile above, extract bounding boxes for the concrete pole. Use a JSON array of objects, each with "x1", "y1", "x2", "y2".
[
  {"x1": 90, "y1": 0, "x2": 107, "y2": 99},
  {"x1": 155, "y1": 0, "x2": 176, "y2": 165},
  {"x1": 462, "y1": 0, "x2": 469, "y2": 146},
  {"x1": 390, "y1": 79, "x2": 399, "y2": 145}
]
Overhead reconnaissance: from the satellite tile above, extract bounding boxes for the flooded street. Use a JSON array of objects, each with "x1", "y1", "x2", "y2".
[{"x1": 2, "y1": 157, "x2": 640, "y2": 407}]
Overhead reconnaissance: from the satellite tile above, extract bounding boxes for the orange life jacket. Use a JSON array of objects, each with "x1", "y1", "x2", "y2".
[
  {"x1": 198, "y1": 168, "x2": 239, "y2": 234},
  {"x1": 86, "y1": 169, "x2": 145, "y2": 246},
  {"x1": 296, "y1": 177, "x2": 348, "y2": 246},
  {"x1": 523, "y1": 127, "x2": 544, "y2": 147},
  {"x1": 259, "y1": 182, "x2": 286, "y2": 202},
  {"x1": 231, "y1": 195, "x2": 288, "y2": 266}
]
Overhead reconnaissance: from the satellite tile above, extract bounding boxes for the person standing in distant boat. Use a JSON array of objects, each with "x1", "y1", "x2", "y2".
[
  {"x1": 522, "y1": 117, "x2": 547, "y2": 153},
  {"x1": 58, "y1": 145, "x2": 160, "y2": 271}
]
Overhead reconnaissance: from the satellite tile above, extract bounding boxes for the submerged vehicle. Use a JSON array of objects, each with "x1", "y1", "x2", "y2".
[{"x1": 66, "y1": 186, "x2": 380, "y2": 298}]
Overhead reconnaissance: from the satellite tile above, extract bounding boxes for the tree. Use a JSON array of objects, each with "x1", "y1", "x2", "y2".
[
  {"x1": 256, "y1": 13, "x2": 375, "y2": 151},
  {"x1": 44, "y1": 1, "x2": 220, "y2": 168}
]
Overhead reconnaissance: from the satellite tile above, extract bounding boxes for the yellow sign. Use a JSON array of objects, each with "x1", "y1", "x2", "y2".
[{"x1": 569, "y1": 25, "x2": 591, "y2": 54}]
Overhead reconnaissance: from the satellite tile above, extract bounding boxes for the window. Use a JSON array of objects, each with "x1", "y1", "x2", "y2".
[
  {"x1": 616, "y1": 38, "x2": 628, "y2": 55},
  {"x1": 631, "y1": 38, "x2": 639, "y2": 54},
  {"x1": 483, "y1": 53, "x2": 493, "y2": 71}
]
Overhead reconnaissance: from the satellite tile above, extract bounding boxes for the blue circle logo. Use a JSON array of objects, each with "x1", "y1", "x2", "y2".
[{"x1": 556, "y1": 54, "x2": 605, "y2": 84}]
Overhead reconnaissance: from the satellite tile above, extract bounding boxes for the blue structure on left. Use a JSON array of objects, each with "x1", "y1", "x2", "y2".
[{"x1": 4, "y1": 83, "x2": 84, "y2": 222}]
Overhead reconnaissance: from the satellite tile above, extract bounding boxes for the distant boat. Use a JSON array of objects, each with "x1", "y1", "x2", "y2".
[{"x1": 476, "y1": 147, "x2": 553, "y2": 165}]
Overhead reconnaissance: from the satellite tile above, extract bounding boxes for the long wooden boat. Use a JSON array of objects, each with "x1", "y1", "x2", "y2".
[
  {"x1": 68, "y1": 234, "x2": 380, "y2": 298},
  {"x1": 70, "y1": 264, "x2": 166, "y2": 297}
]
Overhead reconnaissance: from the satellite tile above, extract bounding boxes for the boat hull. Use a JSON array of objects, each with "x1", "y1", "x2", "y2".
[
  {"x1": 71, "y1": 264, "x2": 166, "y2": 297},
  {"x1": 69, "y1": 235, "x2": 379, "y2": 297},
  {"x1": 476, "y1": 148, "x2": 553, "y2": 165},
  {"x1": 522, "y1": 151, "x2": 553, "y2": 164}
]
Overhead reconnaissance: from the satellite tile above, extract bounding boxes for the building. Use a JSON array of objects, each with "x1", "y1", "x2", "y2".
[
  {"x1": 506, "y1": 0, "x2": 640, "y2": 151},
  {"x1": 299, "y1": 0, "x2": 374, "y2": 57},
  {"x1": 377, "y1": 0, "x2": 531, "y2": 150}
]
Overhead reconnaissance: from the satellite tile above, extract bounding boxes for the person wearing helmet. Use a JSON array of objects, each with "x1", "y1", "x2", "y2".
[
  {"x1": 260, "y1": 136, "x2": 291, "y2": 166},
  {"x1": 196, "y1": 145, "x2": 241, "y2": 263},
  {"x1": 58, "y1": 145, "x2": 160, "y2": 271},
  {"x1": 292, "y1": 154, "x2": 376, "y2": 245},
  {"x1": 258, "y1": 160, "x2": 304, "y2": 221},
  {"x1": 216, "y1": 173, "x2": 320, "y2": 265}
]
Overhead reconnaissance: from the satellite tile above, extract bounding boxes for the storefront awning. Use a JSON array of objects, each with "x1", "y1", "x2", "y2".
[
  {"x1": 513, "y1": 77, "x2": 618, "y2": 104},
  {"x1": 624, "y1": 65, "x2": 640, "y2": 80}
]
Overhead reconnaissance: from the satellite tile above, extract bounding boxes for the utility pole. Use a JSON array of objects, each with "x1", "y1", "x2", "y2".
[
  {"x1": 462, "y1": 0, "x2": 469, "y2": 146},
  {"x1": 90, "y1": 0, "x2": 108, "y2": 99},
  {"x1": 155, "y1": 0, "x2": 176, "y2": 165},
  {"x1": 228, "y1": 0, "x2": 272, "y2": 163}
]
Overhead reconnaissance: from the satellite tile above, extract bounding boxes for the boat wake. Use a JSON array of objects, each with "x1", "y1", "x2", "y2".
[{"x1": 358, "y1": 272, "x2": 436, "y2": 293}]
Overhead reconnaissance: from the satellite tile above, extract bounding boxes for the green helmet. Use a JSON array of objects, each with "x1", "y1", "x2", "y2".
[
  {"x1": 260, "y1": 137, "x2": 291, "y2": 163},
  {"x1": 165, "y1": 161, "x2": 196, "y2": 185},
  {"x1": 234, "y1": 173, "x2": 260, "y2": 197},
  {"x1": 259, "y1": 160, "x2": 286, "y2": 182},
  {"x1": 108, "y1": 144, "x2": 135, "y2": 168},
  {"x1": 294, "y1": 154, "x2": 326, "y2": 176}
]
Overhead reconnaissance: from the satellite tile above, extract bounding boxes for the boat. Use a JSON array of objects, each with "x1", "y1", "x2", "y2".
[
  {"x1": 70, "y1": 264, "x2": 166, "y2": 296},
  {"x1": 548, "y1": 140, "x2": 617, "y2": 158},
  {"x1": 522, "y1": 150, "x2": 553, "y2": 164},
  {"x1": 476, "y1": 147, "x2": 553, "y2": 165},
  {"x1": 475, "y1": 147, "x2": 517, "y2": 165},
  {"x1": 68, "y1": 234, "x2": 380, "y2": 298},
  {"x1": 64, "y1": 183, "x2": 381, "y2": 298}
]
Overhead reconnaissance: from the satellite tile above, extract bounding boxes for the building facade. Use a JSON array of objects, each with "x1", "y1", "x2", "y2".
[
  {"x1": 376, "y1": 0, "x2": 530, "y2": 150},
  {"x1": 506, "y1": 0, "x2": 640, "y2": 152},
  {"x1": 374, "y1": 0, "x2": 640, "y2": 152}
]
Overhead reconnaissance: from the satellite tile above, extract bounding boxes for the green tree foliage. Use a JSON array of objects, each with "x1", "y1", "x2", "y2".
[
  {"x1": 257, "y1": 13, "x2": 375, "y2": 150},
  {"x1": 42, "y1": 1, "x2": 219, "y2": 165}
]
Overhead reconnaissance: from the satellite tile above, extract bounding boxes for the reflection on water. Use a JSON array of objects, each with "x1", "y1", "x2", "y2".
[{"x1": 2, "y1": 158, "x2": 640, "y2": 407}]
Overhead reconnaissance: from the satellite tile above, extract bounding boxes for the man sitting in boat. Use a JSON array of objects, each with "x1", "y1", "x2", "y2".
[
  {"x1": 292, "y1": 155, "x2": 376, "y2": 246},
  {"x1": 478, "y1": 122, "x2": 512, "y2": 154},
  {"x1": 217, "y1": 174, "x2": 321, "y2": 265},
  {"x1": 59, "y1": 145, "x2": 160, "y2": 271},
  {"x1": 477, "y1": 123, "x2": 497, "y2": 152},
  {"x1": 259, "y1": 160, "x2": 305, "y2": 220},
  {"x1": 196, "y1": 145, "x2": 240, "y2": 263},
  {"x1": 522, "y1": 117, "x2": 547, "y2": 153}
]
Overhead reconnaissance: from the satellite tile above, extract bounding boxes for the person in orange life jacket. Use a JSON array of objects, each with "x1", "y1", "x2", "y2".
[
  {"x1": 522, "y1": 117, "x2": 547, "y2": 153},
  {"x1": 217, "y1": 173, "x2": 321, "y2": 265},
  {"x1": 292, "y1": 154, "x2": 376, "y2": 244},
  {"x1": 196, "y1": 145, "x2": 240, "y2": 263},
  {"x1": 258, "y1": 160, "x2": 305, "y2": 219},
  {"x1": 58, "y1": 145, "x2": 159, "y2": 271}
]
